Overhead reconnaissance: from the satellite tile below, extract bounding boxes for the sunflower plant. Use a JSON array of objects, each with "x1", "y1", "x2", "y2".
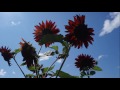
[{"x1": 0, "y1": 15, "x2": 102, "y2": 78}]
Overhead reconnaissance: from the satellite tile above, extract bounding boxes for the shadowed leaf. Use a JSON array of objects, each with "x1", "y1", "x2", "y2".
[
  {"x1": 20, "y1": 62, "x2": 26, "y2": 66},
  {"x1": 39, "y1": 34, "x2": 63, "y2": 44},
  {"x1": 90, "y1": 71, "x2": 96, "y2": 75}
]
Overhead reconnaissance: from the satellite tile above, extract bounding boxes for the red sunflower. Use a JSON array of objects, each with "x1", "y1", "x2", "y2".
[
  {"x1": 33, "y1": 20, "x2": 60, "y2": 47},
  {"x1": 0, "y1": 46, "x2": 14, "y2": 66},
  {"x1": 75, "y1": 54, "x2": 97, "y2": 71},
  {"x1": 65, "y1": 15, "x2": 94, "y2": 49},
  {"x1": 20, "y1": 38, "x2": 39, "y2": 69}
]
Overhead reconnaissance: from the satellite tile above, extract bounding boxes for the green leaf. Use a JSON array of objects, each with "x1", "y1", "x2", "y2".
[
  {"x1": 90, "y1": 71, "x2": 96, "y2": 75},
  {"x1": 61, "y1": 41, "x2": 69, "y2": 48},
  {"x1": 61, "y1": 41, "x2": 69, "y2": 53},
  {"x1": 93, "y1": 66, "x2": 102, "y2": 71},
  {"x1": 26, "y1": 74, "x2": 35, "y2": 78},
  {"x1": 42, "y1": 66, "x2": 54, "y2": 74},
  {"x1": 61, "y1": 41, "x2": 69, "y2": 57},
  {"x1": 28, "y1": 66, "x2": 36, "y2": 71},
  {"x1": 14, "y1": 48, "x2": 21, "y2": 54},
  {"x1": 55, "y1": 70, "x2": 79, "y2": 78},
  {"x1": 50, "y1": 46, "x2": 58, "y2": 51},
  {"x1": 39, "y1": 34, "x2": 63, "y2": 44},
  {"x1": 63, "y1": 47, "x2": 68, "y2": 54},
  {"x1": 20, "y1": 62, "x2": 26, "y2": 66}
]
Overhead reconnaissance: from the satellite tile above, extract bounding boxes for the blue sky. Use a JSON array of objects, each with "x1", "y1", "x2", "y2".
[{"x1": 0, "y1": 12, "x2": 119, "y2": 78}]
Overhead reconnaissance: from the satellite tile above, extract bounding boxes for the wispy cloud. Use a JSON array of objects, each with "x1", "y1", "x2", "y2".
[
  {"x1": 39, "y1": 52, "x2": 52, "y2": 61},
  {"x1": 99, "y1": 12, "x2": 120, "y2": 36},
  {"x1": 56, "y1": 59, "x2": 63, "y2": 63},
  {"x1": 0, "y1": 69, "x2": 6, "y2": 76},
  {"x1": 12, "y1": 71, "x2": 16, "y2": 74},
  {"x1": 98, "y1": 55, "x2": 104, "y2": 60},
  {"x1": 97, "y1": 55, "x2": 107, "y2": 61},
  {"x1": 11, "y1": 21, "x2": 21, "y2": 26}
]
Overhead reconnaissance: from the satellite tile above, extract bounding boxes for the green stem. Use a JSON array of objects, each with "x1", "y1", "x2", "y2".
[
  {"x1": 38, "y1": 46, "x2": 42, "y2": 55},
  {"x1": 13, "y1": 57, "x2": 26, "y2": 78},
  {"x1": 34, "y1": 60, "x2": 39, "y2": 78},
  {"x1": 56, "y1": 45, "x2": 71, "y2": 78},
  {"x1": 36, "y1": 45, "x2": 42, "y2": 78},
  {"x1": 56, "y1": 56, "x2": 67, "y2": 78},
  {"x1": 87, "y1": 70, "x2": 90, "y2": 78},
  {"x1": 45, "y1": 56, "x2": 59, "y2": 77}
]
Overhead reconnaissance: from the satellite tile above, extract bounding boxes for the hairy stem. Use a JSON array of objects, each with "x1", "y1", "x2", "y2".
[
  {"x1": 34, "y1": 61, "x2": 39, "y2": 78},
  {"x1": 56, "y1": 56, "x2": 67, "y2": 78},
  {"x1": 56, "y1": 45, "x2": 71, "y2": 78},
  {"x1": 45, "y1": 56, "x2": 59, "y2": 77},
  {"x1": 13, "y1": 57, "x2": 26, "y2": 78},
  {"x1": 36, "y1": 45, "x2": 42, "y2": 78}
]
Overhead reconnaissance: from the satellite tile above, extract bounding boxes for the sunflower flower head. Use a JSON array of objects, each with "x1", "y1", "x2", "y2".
[
  {"x1": 20, "y1": 38, "x2": 39, "y2": 69},
  {"x1": 65, "y1": 15, "x2": 94, "y2": 49},
  {"x1": 0, "y1": 46, "x2": 14, "y2": 66},
  {"x1": 75, "y1": 54, "x2": 97, "y2": 71},
  {"x1": 33, "y1": 20, "x2": 60, "y2": 47}
]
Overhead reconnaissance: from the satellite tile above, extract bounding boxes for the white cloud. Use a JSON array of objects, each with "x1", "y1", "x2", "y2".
[
  {"x1": 0, "y1": 69, "x2": 6, "y2": 76},
  {"x1": 11, "y1": 21, "x2": 21, "y2": 26},
  {"x1": 12, "y1": 71, "x2": 16, "y2": 74},
  {"x1": 99, "y1": 12, "x2": 120, "y2": 36},
  {"x1": 56, "y1": 59, "x2": 63, "y2": 63},
  {"x1": 39, "y1": 52, "x2": 52, "y2": 61}
]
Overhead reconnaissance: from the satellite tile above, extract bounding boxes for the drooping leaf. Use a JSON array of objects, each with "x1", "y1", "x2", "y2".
[
  {"x1": 14, "y1": 48, "x2": 21, "y2": 54},
  {"x1": 50, "y1": 46, "x2": 58, "y2": 51},
  {"x1": 90, "y1": 71, "x2": 96, "y2": 75},
  {"x1": 39, "y1": 34, "x2": 63, "y2": 44},
  {"x1": 92, "y1": 66, "x2": 102, "y2": 71},
  {"x1": 55, "y1": 70, "x2": 79, "y2": 78}
]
